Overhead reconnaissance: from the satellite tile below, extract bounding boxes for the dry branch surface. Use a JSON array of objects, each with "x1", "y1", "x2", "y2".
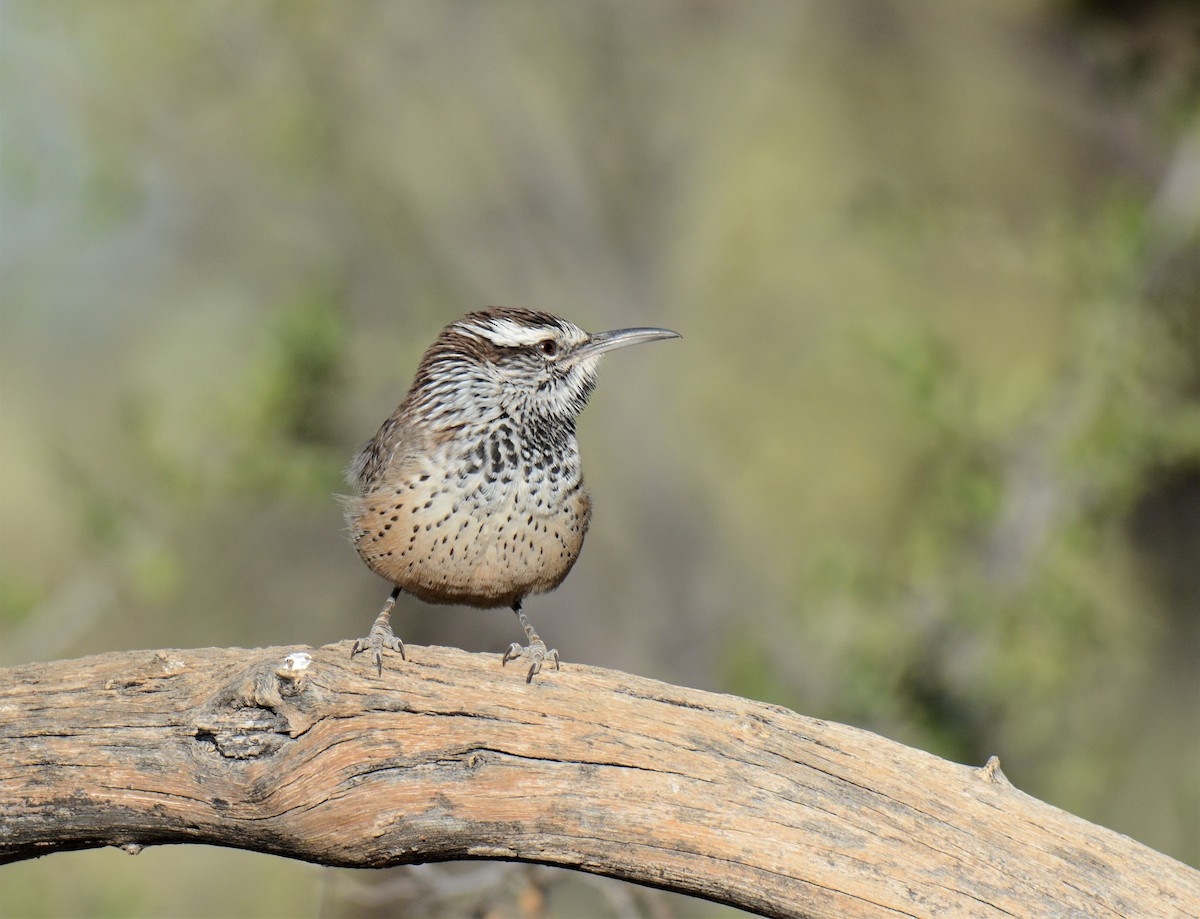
[{"x1": 1, "y1": 644, "x2": 1196, "y2": 918}]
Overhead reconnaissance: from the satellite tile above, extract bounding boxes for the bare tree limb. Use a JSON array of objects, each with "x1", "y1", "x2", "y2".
[{"x1": 0, "y1": 644, "x2": 1196, "y2": 918}]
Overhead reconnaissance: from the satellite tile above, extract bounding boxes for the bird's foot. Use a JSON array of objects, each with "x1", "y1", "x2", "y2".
[
  {"x1": 351, "y1": 620, "x2": 406, "y2": 677},
  {"x1": 502, "y1": 639, "x2": 560, "y2": 684}
]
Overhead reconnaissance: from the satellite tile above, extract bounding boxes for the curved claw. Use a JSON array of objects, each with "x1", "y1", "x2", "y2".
[
  {"x1": 351, "y1": 626, "x2": 405, "y2": 677},
  {"x1": 352, "y1": 589, "x2": 406, "y2": 677},
  {"x1": 502, "y1": 640, "x2": 560, "y2": 683}
]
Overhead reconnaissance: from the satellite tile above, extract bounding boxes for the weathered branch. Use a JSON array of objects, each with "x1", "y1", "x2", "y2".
[{"x1": 0, "y1": 644, "x2": 1195, "y2": 918}]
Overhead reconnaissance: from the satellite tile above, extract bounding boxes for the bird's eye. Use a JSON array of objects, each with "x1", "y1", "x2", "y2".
[{"x1": 538, "y1": 339, "x2": 558, "y2": 357}]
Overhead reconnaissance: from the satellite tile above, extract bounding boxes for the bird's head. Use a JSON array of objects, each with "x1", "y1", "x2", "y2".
[{"x1": 404, "y1": 307, "x2": 680, "y2": 431}]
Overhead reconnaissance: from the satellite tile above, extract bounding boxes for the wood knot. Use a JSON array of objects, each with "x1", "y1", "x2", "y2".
[
  {"x1": 276, "y1": 651, "x2": 313, "y2": 697},
  {"x1": 975, "y1": 755, "x2": 1012, "y2": 786},
  {"x1": 192, "y1": 650, "x2": 321, "y2": 759}
]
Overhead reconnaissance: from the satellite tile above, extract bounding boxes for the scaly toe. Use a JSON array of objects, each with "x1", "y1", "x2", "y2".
[
  {"x1": 351, "y1": 626, "x2": 405, "y2": 676},
  {"x1": 501, "y1": 640, "x2": 560, "y2": 683},
  {"x1": 531, "y1": 647, "x2": 561, "y2": 683},
  {"x1": 502, "y1": 642, "x2": 524, "y2": 666}
]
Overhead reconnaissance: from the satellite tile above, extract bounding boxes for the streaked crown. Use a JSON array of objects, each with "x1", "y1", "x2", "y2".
[{"x1": 404, "y1": 308, "x2": 600, "y2": 430}]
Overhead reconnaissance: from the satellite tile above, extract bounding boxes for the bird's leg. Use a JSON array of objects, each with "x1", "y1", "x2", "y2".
[
  {"x1": 502, "y1": 599, "x2": 560, "y2": 683},
  {"x1": 351, "y1": 586, "x2": 406, "y2": 676}
]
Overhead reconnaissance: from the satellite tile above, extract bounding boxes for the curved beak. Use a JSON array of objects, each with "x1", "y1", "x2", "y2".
[{"x1": 573, "y1": 326, "x2": 682, "y2": 362}]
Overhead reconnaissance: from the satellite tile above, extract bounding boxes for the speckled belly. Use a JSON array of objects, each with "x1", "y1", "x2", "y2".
[{"x1": 349, "y1": 465, "x2": 591, "y2": 608}]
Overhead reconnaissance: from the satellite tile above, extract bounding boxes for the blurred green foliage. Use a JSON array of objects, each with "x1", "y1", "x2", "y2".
[
  {"x1": 1, "y1": 1, "x2": 1197, "y2": 916},
  {"x1": 225, "y1": 284, "x2": 350, "y2": 496}
]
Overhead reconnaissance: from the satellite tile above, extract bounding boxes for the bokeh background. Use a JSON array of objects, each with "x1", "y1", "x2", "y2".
[{"x1": 2, "y1": 1, "x2": 1197, "y2": 916}]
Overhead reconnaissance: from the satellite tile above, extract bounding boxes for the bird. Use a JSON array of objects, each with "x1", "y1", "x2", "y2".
[{"x1": 342, "y1": 307, "x2": 680, "y2": 682}]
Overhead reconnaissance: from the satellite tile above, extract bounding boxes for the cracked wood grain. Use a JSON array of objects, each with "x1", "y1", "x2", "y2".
[{"x1": 0, "y1": 644, "x2": 1196, "y2": 918}]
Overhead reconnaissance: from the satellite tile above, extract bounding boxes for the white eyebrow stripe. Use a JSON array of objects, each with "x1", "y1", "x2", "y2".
[{"x1": 461, "y1": 318, "x2": 552, "y2": 347}]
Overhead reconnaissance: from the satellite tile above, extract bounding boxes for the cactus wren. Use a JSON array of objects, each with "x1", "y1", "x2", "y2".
[{"x1": 343, "y1": 307, "x2": 680, "y2": 682}]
